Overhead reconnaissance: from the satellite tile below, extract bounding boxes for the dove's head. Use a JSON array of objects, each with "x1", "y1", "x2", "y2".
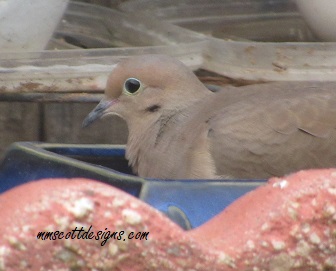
[{"x1": 82, "y1": 54, "x2": 207, "y2": 128}]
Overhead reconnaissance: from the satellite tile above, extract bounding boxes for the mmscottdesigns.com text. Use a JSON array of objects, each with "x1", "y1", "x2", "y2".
[{"x1": 36, "y1": 225, "x2": 149, "y2": 246}]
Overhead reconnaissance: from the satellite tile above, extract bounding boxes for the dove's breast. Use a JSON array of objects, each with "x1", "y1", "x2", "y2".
[{"x1": 126, "y1": 108, "x2": 218, "y2": 179}]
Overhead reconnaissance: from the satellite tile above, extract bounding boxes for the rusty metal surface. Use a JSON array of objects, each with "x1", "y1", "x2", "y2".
[
  {"x1": 0, "y1": 70, "x2": 250, "y2": 103},
  {"x1": 0, "y1": 92, "x2": 103, "y2": 103}
]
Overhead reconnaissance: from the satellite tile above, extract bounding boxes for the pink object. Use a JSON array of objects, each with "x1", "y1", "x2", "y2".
[
  {"x1": 0, "y1": 178, "x2": 216, "y2": 270},
  {"x1": 190, "y1": 169, "x2": 336, "y2": 270},
  {"x1": 0, "y1": 169, "x2": 335, "y2": 270}
]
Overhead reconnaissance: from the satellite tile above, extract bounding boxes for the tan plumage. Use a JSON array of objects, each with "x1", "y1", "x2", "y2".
[{"x1": 83, "y1": 54, "x2": 336, "y2": 179}]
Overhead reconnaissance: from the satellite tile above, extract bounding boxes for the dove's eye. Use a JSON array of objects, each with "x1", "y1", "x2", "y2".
[{"x1": 123, "y1": 78, "x2": 142, "y2": 95}]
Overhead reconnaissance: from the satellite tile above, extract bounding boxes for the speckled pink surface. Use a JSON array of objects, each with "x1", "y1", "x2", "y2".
[
  {"x1": 190, "y1": 169, "x2": 336, "y2": 270},
  {"x1": 0, "y1": 169, "x2": 335, "y2": 270}
]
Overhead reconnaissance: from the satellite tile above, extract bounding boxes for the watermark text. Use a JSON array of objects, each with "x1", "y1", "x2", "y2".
[{"x1": 37, "y1": 225, "x2": 149, "y2": 246}]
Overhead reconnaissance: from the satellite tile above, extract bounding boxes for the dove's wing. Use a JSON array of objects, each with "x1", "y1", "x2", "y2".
[{"x1": 206, "y1": 82, "x2": 336, "y2": 179}]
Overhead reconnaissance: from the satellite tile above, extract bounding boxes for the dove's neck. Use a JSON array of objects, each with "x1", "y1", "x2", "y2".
[
  {"x1": 125, "y1": 89, "x2": 214, "y2": 178},
  {"x1": 125, "y1": 108, "x2": 186, "y2": 174},
  {"x1": 167, "y1": 83, "x2": 212, "y2": 111}
]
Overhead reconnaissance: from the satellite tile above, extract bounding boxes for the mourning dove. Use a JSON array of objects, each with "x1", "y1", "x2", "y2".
[{"x1": 83, "y1": 54, "x2": 336, "y2": 179}]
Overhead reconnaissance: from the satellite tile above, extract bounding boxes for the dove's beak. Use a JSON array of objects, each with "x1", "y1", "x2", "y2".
[{"x1": 82, "y1": 99, "x2": 116, "y2": 128}]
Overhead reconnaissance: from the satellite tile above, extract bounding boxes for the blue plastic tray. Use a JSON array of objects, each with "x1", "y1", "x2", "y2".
[{"x1": 0, "y1": 142, "x2": 265, "y2": 229}]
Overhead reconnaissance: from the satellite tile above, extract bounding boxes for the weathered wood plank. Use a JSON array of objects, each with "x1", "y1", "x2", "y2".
[
  {"x1": 0, "y1": 102, "x2": 40, "y2": 159},
  {"x1": 43, "y1": 103, "x2": 128, "y2": 144}
]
